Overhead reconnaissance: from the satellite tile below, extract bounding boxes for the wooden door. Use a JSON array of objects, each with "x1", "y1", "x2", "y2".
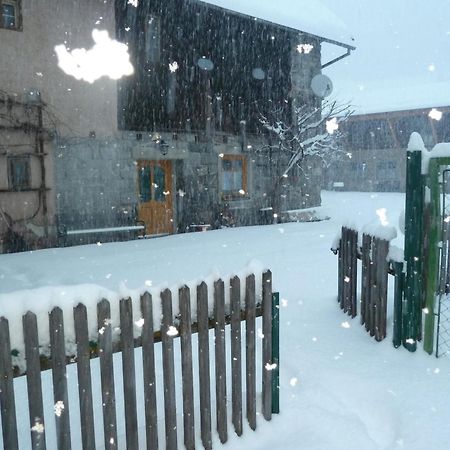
[{"x1": 137, "y1": 160, "x2": 173, "y2": 235}]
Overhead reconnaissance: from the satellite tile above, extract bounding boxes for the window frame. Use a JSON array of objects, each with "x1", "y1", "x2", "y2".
[
  {"x1": 8, "y1": 155, "x2": 31, "y2": 191},
  {"x1": 221, "y1": 154, "x2": 248, "y2": 199},
  {"x1": 0, "y1": 0, "x2": 22, "y2": 31}
]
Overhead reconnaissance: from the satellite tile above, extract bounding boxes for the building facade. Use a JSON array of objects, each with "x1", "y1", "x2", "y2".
[
  {"x1": 326, "y1": 106, "x2": 450, "y2": 192},
  {"x1": 0, "y1": 0, "x2": 353, "y2": 251}
]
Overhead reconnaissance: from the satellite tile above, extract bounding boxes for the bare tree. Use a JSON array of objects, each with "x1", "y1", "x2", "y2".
[{"x1": 258, "y1": 99, "x2": 353, "y2": 219}]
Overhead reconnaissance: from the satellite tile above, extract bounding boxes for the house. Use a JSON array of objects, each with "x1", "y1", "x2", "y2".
[
  {"x1": 325, "y1": 84, "x2": 450, "y2": 192},
  {"x1": 0, "y1": 0, "x2": 354, "y2": 252}
]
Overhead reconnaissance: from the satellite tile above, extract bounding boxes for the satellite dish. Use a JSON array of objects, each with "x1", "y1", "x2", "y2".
[
  {"x1": 197, "y1": 57, "x2": 214, "y2": 71},
  {"x1": 311, "y1": 74, "x2": 333, "y2": 98},
  {"x1": 252, "y1": 68, "x2": 266, "y2": 80}
]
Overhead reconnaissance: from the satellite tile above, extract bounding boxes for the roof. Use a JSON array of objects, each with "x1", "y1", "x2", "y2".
[
  {"x1": 342, "y1": 80, "x2": 450, "y2": 116},
  {"x1": 197, "y1": 0, "x2": 355, "y2": 48}
]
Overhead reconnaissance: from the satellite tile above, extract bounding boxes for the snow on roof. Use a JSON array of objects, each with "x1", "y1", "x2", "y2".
[
  {"x1": 197, "y1": 0, "x2": 354, "y2": 47},
  {"x1": 342, "y1": 80, "x2": 450, "y2": 116}
]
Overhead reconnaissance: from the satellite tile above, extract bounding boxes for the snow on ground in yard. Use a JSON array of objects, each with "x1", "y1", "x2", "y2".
[{"x1": 2, "y1": 190, "x2": 450, "y2": 449}]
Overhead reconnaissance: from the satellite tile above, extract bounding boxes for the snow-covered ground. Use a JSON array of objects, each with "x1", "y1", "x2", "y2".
[{"x1": 1, "y1": 190, "x2": 449, "y2": 449}]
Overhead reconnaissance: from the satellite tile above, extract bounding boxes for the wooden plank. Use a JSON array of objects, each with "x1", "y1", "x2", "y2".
[
  {"x1": 97, "y1": 299, "x2": 118, "y2": 450},
  {"x1": 49, "y1": 307, "x2": 72, "y2": 450},
  {"x1": 0, "y1": 317, "x2": 19, "y2": 450},
  {"x1": 197, "y1": 282, "x2": 212, "y2": 449},
  {"x1": 179, "y1": 286, "x2": 195, "y2": 450},
  {"x1": 120, "y1": 298, "x2": 139, "y2": 450},
  {"x1": 245, "y1": 274, "x2": 257, "y2": 430},
  {"x1": 74, "y1": 304, "x2": 95, "y2": 450},
  {"x1": 337, "y1": 233, "x2": 343, "y2": 305},
  {"x1": 230, "y1": 276, "x2": 243, "y2": 435},
  {"x1": 262, "y1": 270, "x2": 273, "y2": 421},
  {"x1": 161, "y1": 289, "x2": 178, "y2": 450},
  {"x1": 343, "y1": 227, "x2": 351, "y2": 313},
  {"x1": 140, "y1": 292, "x2": 158, "y2": 450},
  {"x1": 23, "y1": 311, "x2": 47, "y2": 450},
  {"x1": 271, "y1": 292, "x2": 280, "y2": 415},
  {"x1": 350, "y1": 229, "x2": 358, "y2": 318},
  {"x1": 369, "y1": 236, "x2": 377, "y2": 336},
  {"x1": 360, "y1": 234, "x2": 370, "y2": 326},
  {"x1": 377, "y1": 239, "x2": 390, "y2": 341},
  {"x1": 214, "y1": 279, "x2": 228, "y2": 443}
]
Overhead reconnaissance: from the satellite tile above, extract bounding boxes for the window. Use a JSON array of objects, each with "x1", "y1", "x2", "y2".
[
  {"x1": 1, "y1": 0, "x2": 21, "y2": 30},
  {"x1": 145, "y1": 16, "x2": 160, "y2": 64},
  {"x1": 8, "y1": 155, "x2": 30, "y2": 191},
  {"x1": 221, "y1": 154, "x2": 247, "y2": 197}
]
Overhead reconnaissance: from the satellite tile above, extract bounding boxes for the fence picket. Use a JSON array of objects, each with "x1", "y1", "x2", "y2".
[
  {"x1": 198, "y1": 282, "x2": 212, "y2": 449},
  {"x1": 97, "y1": 299, "x2": 118, "y2": 450},
  {"x1": 214, "y1": 279, "x2": 228, "y2": 444},
  {"x1": 120, "y1": 298, "x2": 139, "y2": 449},
  {"x1": 376, "y1": 238, "x2": 390, "y2": 341},
  {"x1": 161, "y1": 289, "x2": 178, "y2": 450},
  {"x1": 179, "y1": 286, "x2": 195, "y2": 450},
  {"x1": 49, "y1": 307, "x2": 72, "y2": 450},
  {"x1": 0, "y1": 317, "x2": 18, "y2": 450},
  {"x1": 338, "y1": 234, "x2": 343, "y2": 306},
  {"x1": 73, "y1": 304, "x2": 95, "y2": 450},
  {"x1": 140, "y1": 292, "x2": 159, "y2": 450},
  {"x1": 262, "y1": 270, "x2": 273, "y2": 421},
  {"x1": 245, "y1": 274, "x2": 257, "y2": 430},
  {"x1": 230, "y1": 276, "x2": 243, "y2": 436},
  {"x1": 23, "y1": 312, "x2": 47, "y2": 450},
  {"x1": 350, "y1": 229, "x2": 358, "y2": 318},
  {"x1": 0, "y1": 272, "x2": 276, "y2": 450},
  {"x1": 361, "y1": 234, "x2": 370, "y2": 327}
]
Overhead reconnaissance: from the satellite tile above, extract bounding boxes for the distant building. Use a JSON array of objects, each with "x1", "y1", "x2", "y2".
[
  {"x1": 326, "y1": 88, "x2": 450, "y2": 192},
  {"x1": 0, "y1": 0, "x2": 353, "y2": 252}
]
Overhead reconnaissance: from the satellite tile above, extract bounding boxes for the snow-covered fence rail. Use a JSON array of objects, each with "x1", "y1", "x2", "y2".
[
  {"x1": 0, "y1": 271, "x2": 279, "y2": 450},
  {"x1": 334, "y1": 227, "x2": 395, "y2": 342}
]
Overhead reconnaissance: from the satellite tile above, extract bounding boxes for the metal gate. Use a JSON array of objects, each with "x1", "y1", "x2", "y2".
[{"x1": 436, "y1": 169, "x2": 450, "y2": 357}]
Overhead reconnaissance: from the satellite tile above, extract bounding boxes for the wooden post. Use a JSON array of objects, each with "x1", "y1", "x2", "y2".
[
  {"x1": 161, "y1": 289, "x2": 178, "y2": 450},
  {"x1": 349, "y1": 229, "x2": 358, "y2": 318},
  {"x1": 245, "y1": 274, "x2": 257, "y2": 429},
  {"x1": 23, "y1": 312, "x2": 47, "y2": 450},
  {"x1": 49, "y1": 307, "x2": 72, "y2": 450},
  {"x1": 73, "y1": 304, "x2": 95, "y2": 450},
  {"x1": 262, "y1": 270, "x2": 273, "y2": 421},
  {"x1": 214, "y1": 279, "x2": 228, "y2": 443},
  {"x1": 97, "y1": 299, "x2": 118, "y2": 450},
  {"x1": 197, "y1": 282, "x2": 212, "y2": 449},
  {"x1": 120, "y1": 298, "x2": 139, "y2": 450},
  {"x1": 0, "y1": 317, "x2": 19, "y2": 450},
  {"x1": 179, "y1": 286, "x2": 195, "y2": 450},
  {"x1": 230, "y1": 276, "x2": 243, "y2": 435},
  {"x1": 140, "y1": 292, "x2": 158, "y2": 450},
  {"x1": 271, "y1": 292, "x2": 280, "y2": 414},
  {"x1": 360, "y1": 233, "x2": 371, "y2": 327}
]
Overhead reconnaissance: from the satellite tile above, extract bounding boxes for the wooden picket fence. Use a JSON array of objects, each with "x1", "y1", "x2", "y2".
[
  {"x1": 335, "y1": 227, "x2": 392, "y2": 341},
  {"x1": 0, "y1": 271, "x2": 279, "y2": 450}
]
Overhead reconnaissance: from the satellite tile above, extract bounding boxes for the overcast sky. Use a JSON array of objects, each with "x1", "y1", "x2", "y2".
[{"x1": 320, "y1": 0, "x2": 450, "y2": 112}]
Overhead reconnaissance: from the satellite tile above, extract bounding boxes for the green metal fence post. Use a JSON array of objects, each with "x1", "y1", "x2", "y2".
[
  {"x1": 403, "y1": 150, "x2": 424, "y2": 351},
  {"x1": 271, "y1": 292, "x2": 280, "y2": 414},
  {"x1": 392, "y1": 261, "x2": 404, "y2": 348},
  {"x1": 424, "y1": 160, "x2": 444, "y2": 353}
]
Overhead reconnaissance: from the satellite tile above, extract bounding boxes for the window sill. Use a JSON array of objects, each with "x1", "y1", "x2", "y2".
[
  {"x1": 221, "y1": 193, "x2": 250, "y2": 201},
  {"x1": 0, "y1": 25, "x2": 22, "y2": 32}
]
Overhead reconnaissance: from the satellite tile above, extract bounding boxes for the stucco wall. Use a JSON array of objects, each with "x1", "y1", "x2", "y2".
[{"x1": 0, "y1": 0, "x2": 118, "y2": 138}]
